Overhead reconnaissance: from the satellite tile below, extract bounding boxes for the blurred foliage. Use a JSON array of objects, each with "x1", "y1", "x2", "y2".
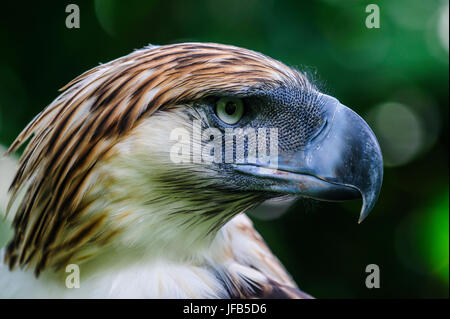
[{"x1": 0, "y1": 0, "x2": 448, "y2": 298}]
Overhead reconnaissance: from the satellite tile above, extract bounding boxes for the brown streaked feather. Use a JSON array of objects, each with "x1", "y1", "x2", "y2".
[
  {"x1": 5, "y1": 43, "x2": 312, "y2": 276},
  {"x1": 227, "y1": 273, "x2": 313, "y2": 299},
  {"x1": 221, "y1": 214, "x2": 313, "y2": 299},
  {"x1": 251, "y1": 278, "x2": 314, "y2": 299}
]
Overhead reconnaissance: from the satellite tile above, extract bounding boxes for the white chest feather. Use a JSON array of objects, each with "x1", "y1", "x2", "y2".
[{"x1": 0, "y1": 214, "x2": 296, "y2": 298}]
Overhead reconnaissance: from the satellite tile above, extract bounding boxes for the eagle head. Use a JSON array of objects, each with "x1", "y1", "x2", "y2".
[{"x1": 5, "y1": 43, "x2": 382, "y2": 281}]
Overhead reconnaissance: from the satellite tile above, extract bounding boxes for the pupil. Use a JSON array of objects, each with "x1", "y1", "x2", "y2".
[{"x1": 225, "y1": 102, "x2": 236, "y2": 115}]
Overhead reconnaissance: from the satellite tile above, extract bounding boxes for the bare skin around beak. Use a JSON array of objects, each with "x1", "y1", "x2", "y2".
[{"x1": 234, "y1": 95, "x2": 383, "y2": 222}]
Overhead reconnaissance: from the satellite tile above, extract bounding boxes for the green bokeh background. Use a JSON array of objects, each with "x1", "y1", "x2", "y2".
[{"x1": 0, "y1": 1, "x2": 448, "y2": 298}]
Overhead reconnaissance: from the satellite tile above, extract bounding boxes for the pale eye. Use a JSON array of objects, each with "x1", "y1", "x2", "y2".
[{"x1": 215, "y1": 97, "x2": 244, "y2": 125}]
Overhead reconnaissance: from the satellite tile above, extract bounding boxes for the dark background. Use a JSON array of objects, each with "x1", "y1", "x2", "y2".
[{"x1": 0, "y1": 1, "x2": 448, "y2": 298}]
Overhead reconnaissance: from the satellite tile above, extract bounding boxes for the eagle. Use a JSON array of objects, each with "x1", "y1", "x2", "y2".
[{"x1": 0, "y1": 43, "x2": 383, "y2": 298}]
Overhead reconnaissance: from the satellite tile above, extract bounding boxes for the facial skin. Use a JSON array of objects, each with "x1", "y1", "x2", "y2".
[{"x1": 190, "y1": 86, "x2": 326, "y2": 192}]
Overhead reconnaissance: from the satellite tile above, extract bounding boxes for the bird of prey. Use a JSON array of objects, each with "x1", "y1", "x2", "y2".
[{"x1": 0, "y1": 43, "x2": 383, "y2": 298}]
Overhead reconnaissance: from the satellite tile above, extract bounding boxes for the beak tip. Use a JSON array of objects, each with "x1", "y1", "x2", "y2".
[
  {"x1": 358, "y1": 214, "x2": 367, "y2": 224},
  {"x1": 357, "y1": 187, "x2": 381, "y2": 223},
  {"x1": 358, "y1": 208, "x2": 369, "y2": 223}
]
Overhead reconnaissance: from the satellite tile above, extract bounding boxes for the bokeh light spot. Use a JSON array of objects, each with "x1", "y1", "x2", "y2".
[
  {"x1": 438, "y1": 2, "x2": 449, "y2": 53},
  {"x1": 395, "y1": 189, "x2": 449, "y2": 284},
  {"x1": 369, "y1": 102, "x2": 424, "y2": 167},
  {"x1": 423, "y1": 190, "x2": 449, "y2": 282},
  {"x1": 247, "y1": 197, "x2": 297, "y2": 220},
  {"x1": 95, "y1": 0, "x2": 157, "y2": 37}
]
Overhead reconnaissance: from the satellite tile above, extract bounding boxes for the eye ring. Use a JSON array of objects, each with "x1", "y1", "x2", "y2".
[{"x1": 215, "y1": 97, "x2": 244, "y2": 125}]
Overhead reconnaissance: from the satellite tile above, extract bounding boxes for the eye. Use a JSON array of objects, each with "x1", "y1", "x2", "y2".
[{"x1": 215, "y1": 97, "x2": 244, "y2": 125}]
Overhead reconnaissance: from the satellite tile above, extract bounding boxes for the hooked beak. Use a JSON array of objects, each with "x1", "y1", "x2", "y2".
[{"x1": 234, "y1": 95, "x2": 383, "y2": 222}]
